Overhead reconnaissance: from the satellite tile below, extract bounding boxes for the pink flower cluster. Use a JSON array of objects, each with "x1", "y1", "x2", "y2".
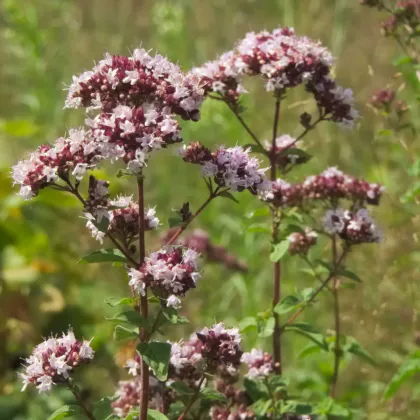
[
  {"x1": 210, "y1": 405, "x2": 255, "y2": 420},
  {"x1": 181, "y1": 142, "x2": 270, "y2": 194},
  {"x1": 86, "y1": 194, "x2": 159, "y2": 244},
  {"x1": 323, "y1": 208, "x2": 382, "y2": 244},
  {"x1": 19, "y1": 330, "x2": 94, "y2": 393},
  {"x1": 369, "y1": 88, "x2": 408, "y2": 116},
  {"x1": 169, "y1": 334, "x2": 204, "y2": 385},
  {"x1": 88, "y1": 104, "x2": 181, "y2": 172},
  {"x1": 287, "y1": 228, "x2": 318, "y2": 256},
  {"x1": 128, "y1": 246, "x2": 201, "y2": 307},
  {"x1": 112, "y1": 377, "x2": 161, "y2": 418},
  {"x1": 193, "y1": 28, "x2": 358, "y2": 128},
  {"x1": 196, "y1": 323, "x2": 243, "y2": 372},
  {"x1": 241, "y1": 349, "x2": 275, "y2": 379},
  {"x1": 11, "y1": 128, "x2": 100, "y2": 200},
  {"x1": 262, "y1": 167, "x2": 384, "y2": 208},
  {"x1": 65, "y1": 49, "x2": 204, "y2": 120}
]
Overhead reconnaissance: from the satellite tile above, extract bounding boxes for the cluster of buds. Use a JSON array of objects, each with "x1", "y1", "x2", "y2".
[
  {"x1": 241, "y1": 349, "x2": 275, "y2": 379},
  {"x1": 181, "y1": 142, "x2": 270, "y2": 194},
  {"x1": 262, "y1": 168, "x2": 384, "y2": 208},
  {"x1": 11, "y1": 128, "x2": 100, "y2": 200},
  {"x1": 193, "y1": 27, "x2": 358, "y2": 127},
  {"x1": 88, "y1": 104, "x2": 182, "y2": 172},
  {"x1": 380, "y1": 1, "x2": 420, "y2": 37},
  {"x1": 369, "y1": 88, "x2": 408, "y2": 116},
  {"x1": 210, "y1": 405, "x2": 255, "y2": 420},
  {"x1": 128, "y1": 246, "x2": 201, "y2": 307},
  {"x1": 323, "y1": 208, "x2": 382, "y2": 244},
  {"x1": 163, "y1": 228, "x2": 247, "y2": 272},
  {"x1": 302, "y1": 167, "x2": 384, "y2": 206},
  {"x1": 112, "y1": 377, "x2": 162, "y2": 418},
  {"x1": 86, "y1": 194, "x2": 159, "y2": 244},
  {"x1": 287, "y1": 228, "x2": 318, "y2": 256},
  {"x1": 19, "y1": 330, "x2": 94, "y2": 393},
  {"x1": 65, "y1": 48, "x2": 204, "y2": 120},
  {"x1": 196, "y1": 323, "x2": 243, "y2": 373},
  {"x1": 192, "y1": 51, "x2": 247, "y2": 103},
  {"x1": 169, "y1": 334, "x2": 204, "y2": 385}
]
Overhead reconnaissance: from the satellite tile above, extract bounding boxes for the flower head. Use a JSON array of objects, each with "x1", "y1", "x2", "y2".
[
  {"x1": 19, "y1": 329, "x2": 94, "y2": 393},
  {"x1": 196, "y1": 323, "x2": 242, "y2": 371},
  {"x1": 12, "y1": 129, "x2": 100, "y2": 199},
  {"x1": 287, "y1": 228, "x2": 318, "y2": 256},
  {"x1": 65, "y1": 49, "x2": 204, "y2": 120},
  {"x1": 128, "y1": 246, "x2": 201, "y2": 305},
  {"x1": 323, "y1": 208, "x2": 382, "y2": 244},
  {"x1": 241, "y1": 348, "x2": 275, "y2": 379},
  {"x1": 88, "y1": 104, "x2": 182, "y2": 170}
]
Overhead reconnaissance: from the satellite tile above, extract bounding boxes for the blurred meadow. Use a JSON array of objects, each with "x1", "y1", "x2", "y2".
[{"x1": 1, "y1": 0, "x2": 420, "y2": 418}]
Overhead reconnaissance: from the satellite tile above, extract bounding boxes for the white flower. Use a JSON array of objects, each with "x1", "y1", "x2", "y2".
[
  {"x1": 72, "y1": 163, "x2": 89, "y2": 180},
  {"x1": 167, "y1": 295, "x2": 181, "y2": 309}
]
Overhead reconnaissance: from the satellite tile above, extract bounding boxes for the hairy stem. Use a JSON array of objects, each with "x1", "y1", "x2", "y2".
[
  {"x1": 137, "y1": 175, "x2": 149, "y2": 420},
  {"x1": 330, "y1": 235, "x2": 341, "y2": 398},
  {"x1": 68, "y1": 381, "x2": 96, "y2": 420},
  {"x1": 281, "y1": 246, "x2": 349, "y2": 330},
  {"x1": 271, "y1": 96, "x2": 282, "y2": 374},
  {"x1": 178, "y1": 375, "x2": 206, "y2": 420},
  {"x1": 224, "y1": 101, "x2": 265, "y2": 150},
  {"x1": 166, "y1": 187, "x2": 220, "y2": 246}
]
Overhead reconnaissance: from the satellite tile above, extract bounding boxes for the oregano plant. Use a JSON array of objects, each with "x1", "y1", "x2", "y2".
[{"x1": 12, "y1": 26, "x2": 384, "y2": 420}]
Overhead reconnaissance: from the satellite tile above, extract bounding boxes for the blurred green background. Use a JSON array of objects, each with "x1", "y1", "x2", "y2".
[{"x1": 1, "y1": 0, "x2": 420, "y2": 419}]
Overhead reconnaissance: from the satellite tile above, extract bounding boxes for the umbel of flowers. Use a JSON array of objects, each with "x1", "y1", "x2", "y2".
[{"x1": 13, "y1": 25, "x2": 383, "y2": 420}]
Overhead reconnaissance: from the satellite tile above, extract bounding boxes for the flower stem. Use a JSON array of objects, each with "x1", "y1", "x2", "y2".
[
  {"x1": 137, "y1": 174, "x2": 149, "y2": 420},
  {"x1": 177, "y1": 375, "x2": 206, "y2": 420},
  {"x1": 166, "y1": 188, "x2": 219, "y2": 246},
  {"x1": 330, "y1": 235, "x2": 341, "y2": 398},
  {"x1": 271, "y1": 95, "x2": 282, "y2": 374},
  {"x1": 224, "y1": 100, "x2": 265, "y2": 151},
  {"x1": 67, "y1": 381, "x2": 96, "y2": 420}
]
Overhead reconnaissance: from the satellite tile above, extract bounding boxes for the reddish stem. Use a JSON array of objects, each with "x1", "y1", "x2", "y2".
[
  {"x1": 330, "y1": 235, "x2": 341, "y2": 398},
  {"x1": 271, "y1": 96, "x2": 282, "y2": 374},
  {"x1": 166, "y1": 190, "x2": 218, "y2": 246},
  {"x1": 137, "y1": 175, "x2": 149, "y2": 420}
]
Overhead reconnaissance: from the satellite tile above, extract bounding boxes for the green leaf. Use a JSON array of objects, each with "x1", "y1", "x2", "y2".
[
  {"x1": 246, "y1": 223, "x2": 270, "y2": 234},
  {"x1": 244, "y1": 378, "x2": 269, "y2": 402},
  {"x1": 258, "y1": 316, "x2": 275, "y2": 338},
  {"x1": 281, "y1": 401, "x2": 313, "y2": 415},
  {"x1": 218, "y1": 191, "x2": 239, "y2": 204},
  {"x1": 137, "y1": 342, "x2": 171, "y2": 381},
  {"x1": 106, "y1": 309, "x2": 148, "y2": 328},
  {"x1": 345, "y1": 337, "x2": 376, "y2": 365},
  {"x1": 251, "y1": 399, "x2": 272, "y2": 416},
  {"x1": 274, "y1": 295, "x2": 300, "y2": 315},
  {"x1": 93, "y1": 396, "x2": 117, "y2": 419},
  {"x1": 147, "y1": 409, "x2": 169, "y2": 420},
  {"x1": 200, "y1": 387, "x2": 227, "y2": 402},
  {"x1": 270, "y1": 240, "x2": 289, "y2": 263},
  {"x1": 105, "y1": 297, "x2": 135, "y2": 307},
  {"x1": 239, "y1": 316, "x2": 258, "y2": 333},
  {"x1": 113, "y1": 325, "x2": 138, "y2": 341},
  {"x1": 169, "y1": 381, "x2": 195, "y2": 396},
  {"x1": 47, "y1": 405, "x2": 82, "y2": 420},
  {"x1": 125, "y1": 412, "x2": 139, "y2": 420},
  {"x1": 243, "y1": 143, "x2": 267, "y2": 155},
  {"x1": 246, "y1": 207, "x2": 270, "y2": 219},
  {"x1": 168, "y1": 215, "x2": 184, "y2": 228},
  {"x1": 384, "y1": 356, "x2": 420, "y2": 399},
  {"x1": 79, "y1": 248, "x2": 127, "y2": 264},
  {"x1": 278, "y1": 147, "x2": 312, "y2": 163},
  {"x1": 162, "y1": 307, "x2": 189, "y2": 325},
  {"x1": 338, "y1": 268, "x2": 362, "y2": 283},
  {"x1": 298, "y1": 342, "x2": 323, "y2": 359},
  {"x1": 392, "y1": 55, "x2": 413, "y2": 66},
  {"x1": 285, "y1": 323, "x2": 328, "y2": 350}
]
